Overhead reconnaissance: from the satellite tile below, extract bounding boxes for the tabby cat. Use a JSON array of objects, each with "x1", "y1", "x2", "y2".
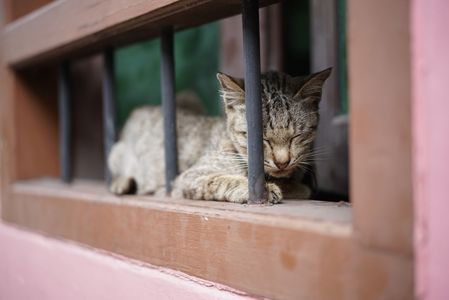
[{"x1": 108, "y1": 68, "x2": 331, "y2": 203}]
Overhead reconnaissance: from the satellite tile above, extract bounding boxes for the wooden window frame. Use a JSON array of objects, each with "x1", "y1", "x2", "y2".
[{"x1": 0, "y1": 0, "x2": 413, "y2": 299}]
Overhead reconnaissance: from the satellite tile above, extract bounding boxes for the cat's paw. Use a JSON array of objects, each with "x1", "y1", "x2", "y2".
[
  {"x1": 267, "y1": 183, "x2": 282, "y2": 204},
  {"x1": 227, "y1": 182, "x2": 282, "y2": 204},
  {"x1": 227, "y1": 188, "x2": 249, "y2": 204},
  {"x1": 110, "y1": 176, "x2": 136, "y2": 195},
  {"x1": 202, "y1": 174, "x2": 249, "y2": 203}
]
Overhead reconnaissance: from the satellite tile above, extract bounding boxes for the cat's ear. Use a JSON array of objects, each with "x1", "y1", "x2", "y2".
[
  {"x1": 294, "y1": 67, "x2": 332, "y2": 101},
  {"x1": 217, "y1": 72, "x2": 244, "y2": 93},
  {"x1": 217, "y1": 72, "x2": 245, "y2": 109}
]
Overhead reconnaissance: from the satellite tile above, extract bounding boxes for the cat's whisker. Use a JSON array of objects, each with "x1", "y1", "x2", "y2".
[
  {"x1": 304, "y1": 156, "x2": 330, "y2": 162},
  {"x1": 305, "y1": 148, "x2": 329, "y2": 155},
  {"x1": 306, "y1": 150, "x2": 329, "y2": 157},
  {"x1": 303, "y1": 158, "x2": 329, "y2": 162},
  {"x1": 301, "y1": 152, "x2": 330, "y2": 160},
  {"x1": 297, "y1": 164, "x2": 314, "y2": 174},
  {"x1": 297, "y1": 160, "x2": 313, "y2": 165},
  {"x1": 302, "y1": 155, "x2": 330, "y2": 162}
]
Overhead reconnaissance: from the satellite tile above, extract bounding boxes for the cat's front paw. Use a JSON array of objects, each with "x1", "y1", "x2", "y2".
[
  {"x1": 226, "y1": 187, "x2": 249, "y2": 204},
  {"x1": 227, "y1": 182, "x2": 282, "y2": 204},
  {"x1": 267, "y1": 183, "x2": 282, "y2": 204},
  {"x1": 110, "y1": 176, "x2": 136, "y2": 195}
]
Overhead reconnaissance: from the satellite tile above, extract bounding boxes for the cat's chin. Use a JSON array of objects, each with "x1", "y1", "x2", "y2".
[{"x1": 268, "y1": 169, "x2": 293, "y2": 178}]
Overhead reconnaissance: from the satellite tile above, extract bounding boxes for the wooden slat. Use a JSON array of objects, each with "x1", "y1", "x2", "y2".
[
  {"x1": 2, "y1": 0, "x2": 53, "y2": 23},
  {"x1": 0, "y1": 1, "x2": 58, "y2": 212},
  {"x1": 0, "y1": 0, "x2": 278, "y2": 69},
  {"x1": 14, "y1": 66, "x2": 60, "y2": 180},
  {"x1": 1, "y1": 179, "x2": 412, "y2": 300},
  {"x1": 348, "y1": 0, "x2": 413, "y2": 257}
]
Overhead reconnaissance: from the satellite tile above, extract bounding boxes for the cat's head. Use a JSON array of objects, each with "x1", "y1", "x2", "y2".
[{"x1": 217, "y1": 68, "x2": 331, "y2": 178}]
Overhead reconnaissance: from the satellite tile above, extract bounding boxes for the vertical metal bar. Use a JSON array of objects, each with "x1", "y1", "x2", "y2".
[
  {"x1": 160, "y1": 27, "x2": 179, "y2": 193},
  {"x1": 242, "y1": 0, "x2": 266, "y2": 203},
  {"x1": 102, "y1": 48, "x2": 117, "y2": 184},
  {"x1": 58, "y1": 61, "x2": 72, "y2": 183}
]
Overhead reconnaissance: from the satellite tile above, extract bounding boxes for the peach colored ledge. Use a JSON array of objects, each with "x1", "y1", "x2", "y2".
[{"x1": 0, "y1": 222, "x2": 252, "y2": 300}]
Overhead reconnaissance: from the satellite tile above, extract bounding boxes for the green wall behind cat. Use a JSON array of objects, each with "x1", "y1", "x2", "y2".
[
  {"x1": 115, "y1": 22, "x2": 220, "y2": 127},
  {"x1": 114, "y1": 4, "x2": 347, "y2": 127},
  {"x1": 283, "y1": 0, "x2": 310, "y2": 77}
]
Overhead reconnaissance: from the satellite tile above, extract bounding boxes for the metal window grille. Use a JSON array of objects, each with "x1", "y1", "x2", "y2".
[
  {"x1": 102, "y1": 48, "x2": 118, "y2": 185},
  {"x1": 58, "y1": 0, "x2": 267, "y2": 203},
  {"x1": 58, "y1": 61, "x2": 72, "y2": 183},
  {"x1": 161, "y1": 27, "x2": 179, "y2": 194}
]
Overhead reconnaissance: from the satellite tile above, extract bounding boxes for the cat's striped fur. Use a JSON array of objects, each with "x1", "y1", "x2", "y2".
[{"x1": 108, "y1": 68, "x2": 331, "y2": 203}]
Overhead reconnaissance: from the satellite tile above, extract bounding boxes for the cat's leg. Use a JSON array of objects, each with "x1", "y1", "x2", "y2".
[
  {"x1": 177, "y1": 173, "x2": 282, "y2": 204},
  {"x1": 108, "y1": 142, "x2": 138, "y2": 195},
  {"x1": 133, "y1": 164, "x2": 160, "y2": 195},
  {"x1": 108, "y1": 142, "x2": 126, "y2": 176},
  {"x1": 110, "y1": 176, "x2": 137, "y2": 195},
  {"x1": 136, "y1": 179, "x2": 158, "y2": 195},
  {"x1": 110, "y1": 175, "x2": 158, "y2": 196}
]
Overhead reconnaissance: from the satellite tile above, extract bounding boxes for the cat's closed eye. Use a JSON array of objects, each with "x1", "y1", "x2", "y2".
[
  {"x1": 291, "y1": 130, "x2": 313, "y2": 142},
  {"x1": 263, "y1": 139, "x2": 272, "y2": 148},
  {"x1": 291, "y1": 133, "x2": 302, "y2": 141}
]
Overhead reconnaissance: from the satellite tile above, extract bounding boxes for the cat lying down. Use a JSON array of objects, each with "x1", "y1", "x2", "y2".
[{"x1": 108, "y1": 68, "x2": 331, "y2": 204}]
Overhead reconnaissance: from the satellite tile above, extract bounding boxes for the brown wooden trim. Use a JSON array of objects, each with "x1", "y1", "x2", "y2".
[
  {"x1": 1, "y1": 0, "x2": 279, "y2": 69},
  {"x1": 0, "y1": 0, "x2": 415, "y2": 298},
  {"x1": 14, "y1": 67, "x2": 60, "y2": 180},
  {"x1": 1, "y1": 4, "x2": 59, "y2": 187},
  {"x1": 1, "y1": 0, "x2": 53, "y2": 23},
  {"x1": 2, "y1": 179, "x2": 412, "y2": 300},
  {"x1": 348, "y1": 0, "x2": 413, "y2": 256},
  {"x1": 0, "y1": 0, "x2": 12, "y2": 25}
]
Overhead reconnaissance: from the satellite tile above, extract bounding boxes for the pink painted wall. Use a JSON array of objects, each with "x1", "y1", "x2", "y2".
[
  {"x1": 412, "y1": 0, "x2": 449, "y2": 299},
  {"x1": 0, "y1": 222, "x2": 252, "y2": 300}
]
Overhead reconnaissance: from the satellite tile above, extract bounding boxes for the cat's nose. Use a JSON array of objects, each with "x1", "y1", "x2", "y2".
[{"x1": 274, "y1": 159, "x2": 290, "y2": 170}]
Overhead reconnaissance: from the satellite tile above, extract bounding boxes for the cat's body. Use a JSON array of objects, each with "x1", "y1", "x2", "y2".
[{"x1": 108, "y1": 69, "x2": 331, "y2": 203}]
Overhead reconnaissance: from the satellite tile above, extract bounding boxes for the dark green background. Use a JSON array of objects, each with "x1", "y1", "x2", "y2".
[{"x1": 115, "y1": 22, "x2": 220, "y2": 127}]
